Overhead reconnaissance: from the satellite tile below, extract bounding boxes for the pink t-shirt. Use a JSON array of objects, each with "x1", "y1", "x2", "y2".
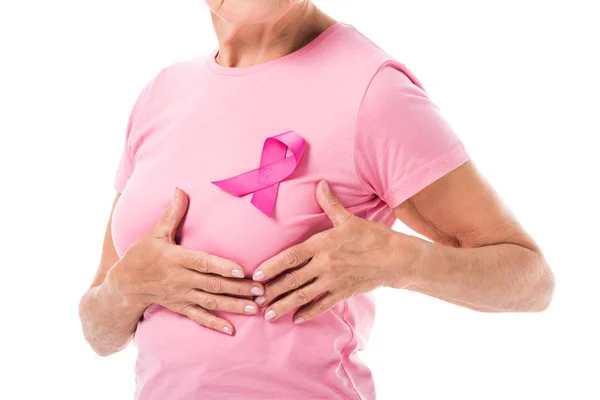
[{"x1": 111, "y1": 21, "x2": 470, "y2": 400}]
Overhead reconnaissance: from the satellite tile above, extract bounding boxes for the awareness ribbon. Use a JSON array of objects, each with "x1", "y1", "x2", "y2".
[{"x1": 210, "y1": 130, "x2": 307, "y2": 217}]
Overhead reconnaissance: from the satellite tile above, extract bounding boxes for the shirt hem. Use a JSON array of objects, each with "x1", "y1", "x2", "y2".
[{"x1": 339, "y1": 300, "x2": 364, "y2": 400}]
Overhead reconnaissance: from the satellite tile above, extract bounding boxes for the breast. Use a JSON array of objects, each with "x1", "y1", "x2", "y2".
[{"x1": 112, "y1": 149, "x2": 332, "y2": 275}]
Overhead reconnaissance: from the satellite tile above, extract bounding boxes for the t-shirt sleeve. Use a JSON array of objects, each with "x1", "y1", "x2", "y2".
[
  {"x1": 354, "y1": 63, "x2": 470, "y2": 209},
  {"x1": 113, "y1": 79, "x2": 154, "y2": 193}
]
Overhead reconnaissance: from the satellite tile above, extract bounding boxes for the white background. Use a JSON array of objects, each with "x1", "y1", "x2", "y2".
[{"x1": 1, "y1": 1, "x2": 599, "y2": 399}]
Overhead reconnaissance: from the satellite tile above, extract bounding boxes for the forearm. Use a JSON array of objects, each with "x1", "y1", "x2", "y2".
[
  {"x1": 78, "y1": 262, "x2": 146, "y2": 356},
  {"x1": 402, "y1": 236, "x2": 555, "y2": 312}
]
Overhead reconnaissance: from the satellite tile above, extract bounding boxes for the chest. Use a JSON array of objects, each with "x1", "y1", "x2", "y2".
[{"x1": 111, "y1": 89, "x2": 373, "y2": 273}]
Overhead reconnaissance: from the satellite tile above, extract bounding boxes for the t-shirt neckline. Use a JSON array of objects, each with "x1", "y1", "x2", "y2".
[{"x1": 206, "y1": 21, "x2": 348, "y2": 76}]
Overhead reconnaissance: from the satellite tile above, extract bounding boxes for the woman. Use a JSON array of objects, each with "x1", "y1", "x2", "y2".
[{"x1": 78, "y1": 1, "x2": 555, "y2": 399}]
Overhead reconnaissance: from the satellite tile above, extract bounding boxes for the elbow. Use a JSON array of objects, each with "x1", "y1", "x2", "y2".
[
  {"x1": 92, "y1": 346, "x2": 117, "y2": 358},
  {"x1": 483, "y1": 260, "x2": 555, "y2": 314},
  {"x1": 91, "y1": 344, "x2": 123, "y2": 358},
  {"x1": 85, "y1": 334, "x2": 130, "y2": 358},
  {"x1": 79, "y1": 293, "x2": 130, "y2": 358},
  {"x1": 521, "y1": 260, "x2": 556, "y2": 313},
  {"x1": 86, "y1": 331, "x2": 130, "y2": 357},
  {"x1": 533, "y1": 265, "x2": 555, "y2": 312},
  {"x1": 81, "y1": 331, "x2": 121, "y2": 358}
]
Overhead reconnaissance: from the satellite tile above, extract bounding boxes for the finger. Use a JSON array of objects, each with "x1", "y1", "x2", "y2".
[
  {"x1": 187, "y1": 290, "x2": 259, "y2": 315},
  {"x1": 252, "y1": 239, "x2": 317, "y2": 282},
  {"x1": 292, "y1": 291, "x2": 346, "y2": 324},
  {"x1": 176, "y1": 247, "x2": 248, "y2": 279},
  {"x1": 152, "y1": 187, "x2": 189, "y2": 242},
  {"x1": 316, "y1": 179, "x2": 354, "y2": 227},
  {"x1": 262, "y1": 281, "x2": 326, "y2": 322},
  {"x1": 180, "y1": 304, "x2": 234, "y2": 335},
  {"x1": 256, "y1": 262, "x2": 320, "y2": 306},
  {"x1": 182, "y1": 269, "x2": 264, "y2": 297}
]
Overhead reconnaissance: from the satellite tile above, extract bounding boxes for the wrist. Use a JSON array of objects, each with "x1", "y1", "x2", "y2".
[
  {"x1": 103, "y1": 258, "x2": 151, "y2": 311},
  {"x1": 386, "y1": 231, "x2": 430, "y2": 289}
]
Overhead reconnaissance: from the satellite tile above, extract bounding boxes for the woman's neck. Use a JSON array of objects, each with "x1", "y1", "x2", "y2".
[{"x1": 210, "y1": 3, "x2": 336, "y2": 68}]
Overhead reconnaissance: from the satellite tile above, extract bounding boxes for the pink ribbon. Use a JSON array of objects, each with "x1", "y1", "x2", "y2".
[{"x1": 210, "y1": 130, "x2": 307, "y2": 217}]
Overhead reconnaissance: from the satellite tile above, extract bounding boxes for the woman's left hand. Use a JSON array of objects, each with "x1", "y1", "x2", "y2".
[{"x1": 252, "y1": 179, "x2": 423, "y2": 324}]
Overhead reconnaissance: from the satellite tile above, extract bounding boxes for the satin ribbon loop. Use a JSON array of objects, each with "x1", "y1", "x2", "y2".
[{"x1": 210, "y1": 130, "x2": 307, "y2": 217}]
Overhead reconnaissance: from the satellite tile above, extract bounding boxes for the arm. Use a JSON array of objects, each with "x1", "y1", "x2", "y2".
[
  {"x1": 78, "y1": 193, "x2": 143, "y2": 356},
  {"x1": 393, "y1": 160, "x2": 555, "y2": 312},
  {"x1": 249, "y1": 170, "x2": 554, "y2": 322}
]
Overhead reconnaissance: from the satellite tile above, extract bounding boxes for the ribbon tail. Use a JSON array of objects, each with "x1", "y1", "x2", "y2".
[{"x1": 251, "y1": 182, "x2": 279, "y2": 216}]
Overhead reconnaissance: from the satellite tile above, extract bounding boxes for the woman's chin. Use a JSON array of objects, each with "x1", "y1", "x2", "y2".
[{"x1": 205, "y1": 0, "x2": 300, "y2": 25}]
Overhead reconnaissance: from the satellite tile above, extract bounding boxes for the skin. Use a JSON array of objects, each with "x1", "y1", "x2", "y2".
[
  {"x1": 79, "y1": 1, "x2": 555, "y2": 356},
  {"x1": 206, "y1": 0, "x2": 337, "y2": 68}
]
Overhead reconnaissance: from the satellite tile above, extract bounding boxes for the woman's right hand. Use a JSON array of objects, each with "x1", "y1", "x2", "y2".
[{"x1": 106, "y1": 187, "x2": 263, "y2": 335}]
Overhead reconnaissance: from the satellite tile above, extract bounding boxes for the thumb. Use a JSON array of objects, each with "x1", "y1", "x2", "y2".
[
  {"x1": 152, "y1": 187, "x2": 189, "y2": 242},
  {"x1": 316, "y1": 179, "x2": 353, "y2": 226}
]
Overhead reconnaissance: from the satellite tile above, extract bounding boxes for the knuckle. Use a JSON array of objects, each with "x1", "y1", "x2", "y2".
[
  {"x1": 328, "y1": 250, "x2": 342, "y2": 263},
  {"x1": 182, "y1": 288, "x2": 196, "y2": 301},
  {"x1": 232, "y1": 283, "x2": 244, "y2": 296},
  {"x1": 294, "y1": 289, "x2": 310, "y2": 305},
  {"x1": 320, "y1": 250, "x2": 333, "y2": 263},
  {"x1": 163, "y1": 202, "x2": 178, "y2": 221},
  {"x1": 181, "y1": 304, "x2": 202, "y2": 323},
  {"x1": 219, "y1": 299, "x2": 234, "y2": 311},
  {"x1": 337, "y1": 210, "x2": 354, "y2": 224},
  {"x1": 203, "y1": 296, "x2": 218, "y2": 311},
  {"x1": 283, "y1": 272, "x2": 300, "y2": 289},
  {"x1": 301, "y1": 309, "x2": 316, "y2": 321},
  {"x1": 206, "y1": 277, "x2": 222, "y2": 293},
  {"x1": 195, "y1": 256, "x2": 211, "y2": 273},
  {"x1": 205, "y1": 318, "x2": 219, "y2": 330},
  {"x1": 316, "y1": 300, "x2": 329, "y2": 314},
  {"x1": 162, "y1": 202, "x2": 174, "y2": 217},
  {"x1": 178, "y1": 303, "x2": 193, "y2": 316},
  {"x1": 157, "y1": 288, "x2": 174, "y2": 305},
  {"x1": 321, "y1": 252, "x2": 339, "y2": 272},
  {"x1": 283, "y1": 248, "x2": 301, "y2": 267},
  {"x1": 198, "y1": 314, "x2": 217, "y2": 329}
]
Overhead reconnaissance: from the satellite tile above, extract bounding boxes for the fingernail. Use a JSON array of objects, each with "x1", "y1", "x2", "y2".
[
  {"x1": 232, "y1": 269, "x2": 244, "y2": 278},
  {"x1": 253, "y1": 271, "x2": 265, "y2": 281},
  {"x1": 264, "y1": 310, "x2": 276, "y2": 321},
  {"x1": 244, "y1": 305, "x2": 257, "y2": 314},
  {"x1": 222, "y1": 326, "x2": 232, "y2": 335},
  {"x1": 174, "y1": 187, "x2": 179, "y2": 199},
  {"x1": 322, "y1": 180, "x2": 329, "y2": 193},
  {"x1": 251, "y1": 287, "x2": 264, "y2": 296},
  {"x1": 294, "y1": 317, "x2": 305, "y2": 324},
  {"x1": 255, "y1": 296, "x2": 265, "y2": 305}
]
